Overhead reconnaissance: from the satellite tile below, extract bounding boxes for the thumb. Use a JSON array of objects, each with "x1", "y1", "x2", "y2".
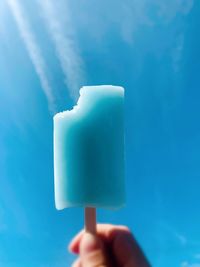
[{"x1": 80, "y1": 233, "x2": 109, "y2": 267}]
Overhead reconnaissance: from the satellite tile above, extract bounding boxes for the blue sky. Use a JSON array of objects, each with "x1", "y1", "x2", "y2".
[{"x1": 0, "y1": 0, "x2": 200, "y2": 266}]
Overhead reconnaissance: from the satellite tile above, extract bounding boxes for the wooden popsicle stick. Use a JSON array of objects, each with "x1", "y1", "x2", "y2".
[{"x1": 85, "y1": 207, "x2": 96, "y2": 234}]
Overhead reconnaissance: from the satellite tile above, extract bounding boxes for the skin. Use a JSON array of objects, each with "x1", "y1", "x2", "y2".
[{"x1": 68, "y1": 224, "x2": 151, "y2": 267}]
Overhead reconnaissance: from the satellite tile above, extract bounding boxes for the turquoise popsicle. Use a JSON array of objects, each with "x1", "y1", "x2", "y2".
[{"x1": 53, "y1": 85, "x2": 125, "y2": 211}]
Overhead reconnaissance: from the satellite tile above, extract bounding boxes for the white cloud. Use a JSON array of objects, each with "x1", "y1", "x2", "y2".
[
  {"x1": 121, "y1": 0, "x2": 194, "y2": 42},
  {"x1": 38, "y1": 0, "x2": 86, "y2": 100},
  {"x1": 6, "y1": 0, "x2": 56, "y2": 113},
  {"x1": 155, "y1": 0, "x2": 194, "y2": 23},
  {"x1": 69, "y1": 0, "x2": 194, "y2": 44}
]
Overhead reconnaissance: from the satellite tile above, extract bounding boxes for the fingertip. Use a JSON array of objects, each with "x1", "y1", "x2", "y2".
[
  {"x1": 68, "y1": 238, "x2": 80, "y2": 254},
  {"x1": 68, "y1": 242, "x2": 79, "y2": 254}
]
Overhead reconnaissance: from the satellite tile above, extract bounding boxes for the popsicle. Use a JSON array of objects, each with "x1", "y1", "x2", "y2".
[{"x1": 53, "y1": 85, "x2": 125, "y2": 232}]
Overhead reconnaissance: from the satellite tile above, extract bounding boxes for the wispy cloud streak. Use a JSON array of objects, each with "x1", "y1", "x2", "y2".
[
  {"x1": 38, "y1": 0, "x2": 86, "y2": 100},
  {"x1": 6, "y1": 0, "x2": 55, "y2": 113}
]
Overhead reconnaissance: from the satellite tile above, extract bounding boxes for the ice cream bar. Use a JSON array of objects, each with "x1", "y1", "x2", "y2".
[{"x1": 53, "y1": 85, "x2": 125, "y2": 212}]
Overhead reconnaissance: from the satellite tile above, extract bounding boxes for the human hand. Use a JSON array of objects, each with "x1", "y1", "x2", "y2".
[{"x1": 69, "y1": 224, "x2": 151, "y2": 267}]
